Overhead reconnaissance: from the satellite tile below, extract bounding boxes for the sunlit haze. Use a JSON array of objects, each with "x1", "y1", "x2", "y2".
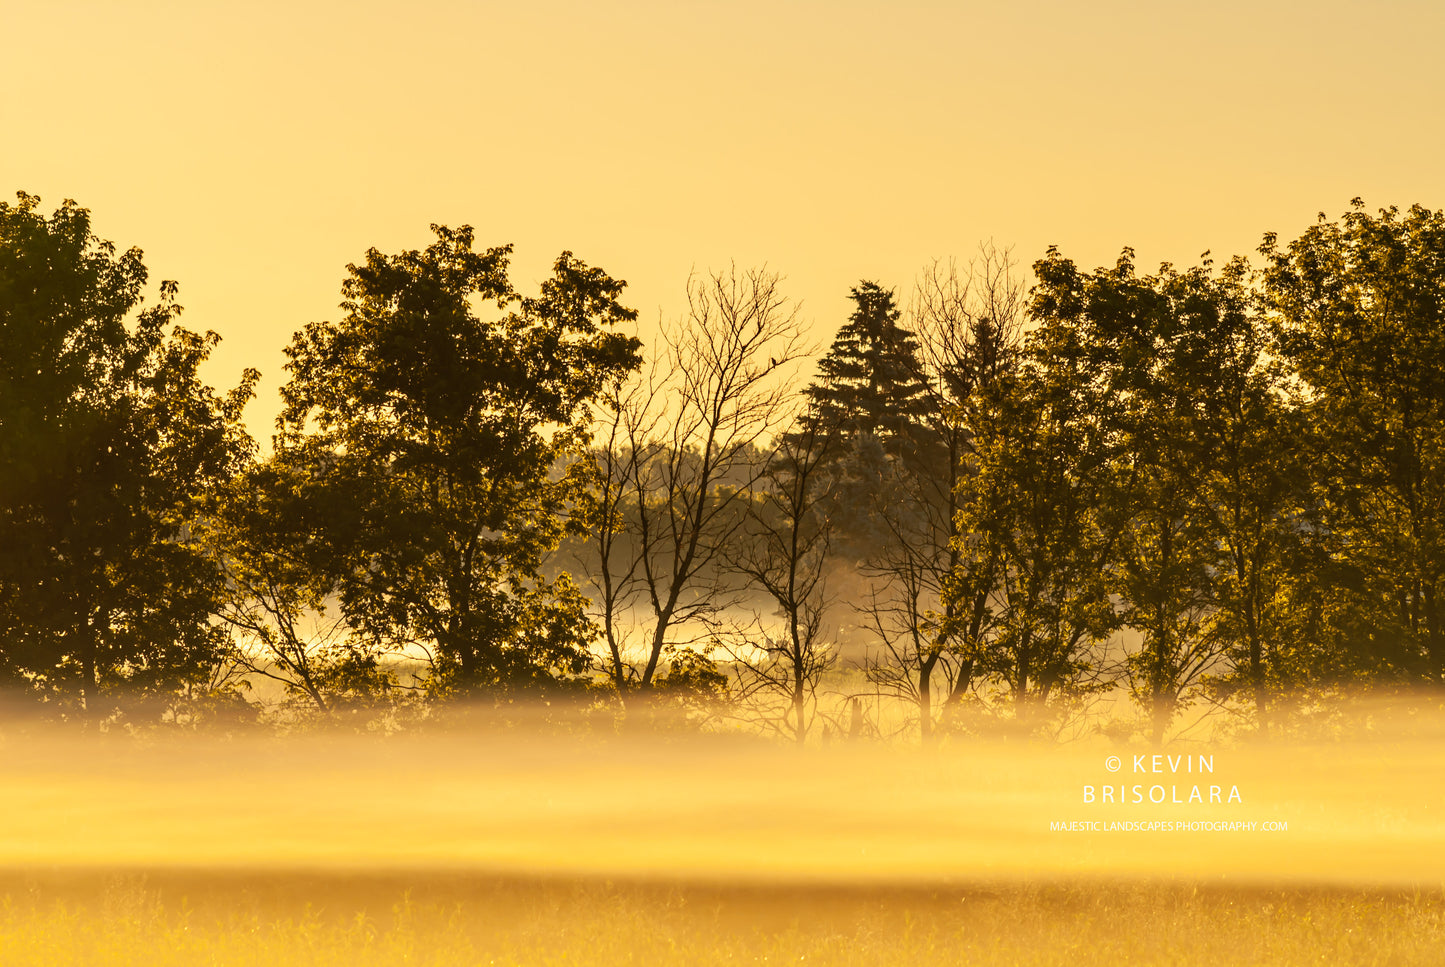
[{"x1": 2, "y1": 699, "x2": 1442, "y2": 886}]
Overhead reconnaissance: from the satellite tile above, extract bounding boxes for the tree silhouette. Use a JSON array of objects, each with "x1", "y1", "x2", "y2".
[
  {"x1": 946, "y1": 255, "x2": 1126, "y2": 734},
  {"x1": 794, "y1": 281, "x2": 930, "y2": 556},
  {"x1": 1263, "y1": 201, "x2": 1445, "y2": 688},
  {"x1": 728, "y1": 409, "x2": 838, "y2": 745},
  {"x1": 586, "y1": 266, "x2": 807, "y2": 701},
  {"x1": 0, "y1": 192, "x2": 256, "y2": 724},
  {"x1": 276, "y1": 225, "x2": 640, "y2": 700},
  {"x1": 861, "y1": 250, "x2": 1026, "y2": 742},
  {"x1": 802, "y1": 281, "x2": 927, "y2": 448}
]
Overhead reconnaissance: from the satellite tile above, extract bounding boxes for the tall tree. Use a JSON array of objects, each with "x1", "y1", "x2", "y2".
[
  {"x1": 0, "y1": 192, "x2": 256, "y2": 723},
  {"x1": 945, "y1": 258, "x2": 1126, "y2": 734},
  {"x1": 1181, "y1": 260, "x2": 1312, "y2": 736},
  {"x1": 728, "y1": 410, "x2": 838, "y2": 745},
  {"x1": 1033, "y1": 250, "x2": 1242, "y2": 744},
  {"x1": 861, "y1": 248, "x2": 1026, "y2": 742},
  {"x1": 586, "y1": 266, "x2": 807, "y2": 700},
  {"x1": 1262, "y1": 200, "x2": 1445, "y2": 687},
  {"x1": 798, "y1": 281, "x2": 930, "y2": 554},
  {"x1": 277, "y1": 224, "x2": 640, "y2": 700},
  {"x1": 803, "y1": 281, "x2": 928, "y2": 446}
]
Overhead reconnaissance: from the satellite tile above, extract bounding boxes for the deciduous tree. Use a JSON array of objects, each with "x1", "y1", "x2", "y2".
[
  {"x1": 861, "y1": 248, "x2": 1025, "y2": 741},
  {"x1": 585, "y1": 266, "x2": 807, "y2": 701},
  {"x1": 945, "y1": 257, "x2": 1125, "y2": 733},
  {"x1": 0, "y1": 192, "x2": 256, "y2": 723},
  {"x1": 727, "y1": 410, "x2": 837, "y2": 745},
  {"x1": 276, "y1": 225, "x2": 640, "y2": 700},
  {"x1": 1263, "y1": 200, "x2": 1445, "y2": 688}
]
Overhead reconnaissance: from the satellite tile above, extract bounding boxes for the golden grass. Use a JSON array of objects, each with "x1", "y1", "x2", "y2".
[
  {"x1": 0, "y1": 870, "x2": 1441, "y2": 966},
  {"x1": 4, "y1": 700, "x2": 1443, "y2": 963}
]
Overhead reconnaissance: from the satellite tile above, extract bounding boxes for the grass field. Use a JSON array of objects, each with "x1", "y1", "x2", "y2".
[
  {"x1": 4, "y1": 709, "x2": 1443, "y2": 964},
  {"x1": 1, "y1": 870, "x2": 1442, "y2": 966}
]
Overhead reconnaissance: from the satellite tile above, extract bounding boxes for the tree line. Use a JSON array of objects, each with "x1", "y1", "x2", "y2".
[{"x1": 2, "y1": 190, "x2": 1441, "y2": 742}]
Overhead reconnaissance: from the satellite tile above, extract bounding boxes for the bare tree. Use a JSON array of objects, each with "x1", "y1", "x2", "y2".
[
  {"x1": 585, "y1": 266, "x2": 810, "y2": 703},
  {"x1": 587, "y1": 372, "x2": 650, "y2": 693},
  {"x1": 861, "y1": 244, "x2": 1026, "y2": 741},
  {"x1": 726, "y1": 412, "x2": 837, "y2": 745}
]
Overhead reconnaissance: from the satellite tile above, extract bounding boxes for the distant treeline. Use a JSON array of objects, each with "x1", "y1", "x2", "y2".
[{"x1": 2, "y1": 191, "x2": 1442, "y2": 743}]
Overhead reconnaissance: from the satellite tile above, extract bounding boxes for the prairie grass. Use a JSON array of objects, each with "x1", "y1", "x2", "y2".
[
  {"x1": 4, "y1": 716, "x2": 1444, "y2": 963},
  {"x1": 0, "y1": 870, "x2": 1441, "y2": 967}
]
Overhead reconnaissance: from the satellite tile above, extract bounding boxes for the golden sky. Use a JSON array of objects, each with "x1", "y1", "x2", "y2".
[{"x1": 6, "y1": 0, "x2": 1443, "y2": 438}]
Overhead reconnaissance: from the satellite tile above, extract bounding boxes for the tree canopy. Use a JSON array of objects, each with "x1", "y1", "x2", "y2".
[
  {"x1": 274, "y1": 224, "x2": 641, "y2": 699},
  {"x1": 0, "y1": 192, "x2": 256, "y2": 723},
  {"x1": 1263, "y1": 201, "x2": 1445, "y2": 688}
]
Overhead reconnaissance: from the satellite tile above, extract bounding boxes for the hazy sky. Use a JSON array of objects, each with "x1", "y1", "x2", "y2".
[{"x1": 7, "y1": 0, "x2": 1443, "y2": 438}]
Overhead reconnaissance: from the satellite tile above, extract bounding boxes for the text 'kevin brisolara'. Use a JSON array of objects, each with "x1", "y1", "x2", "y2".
[
  {"x1": 1049, "y1": 820, "x2": 1283, "y2": 832},
  {"x1": 1086, "y1": 783, "x2": 1242, "y2": 804}
]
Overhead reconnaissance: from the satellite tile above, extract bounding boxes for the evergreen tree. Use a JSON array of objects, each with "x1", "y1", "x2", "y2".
[
  {"x1": 795, "y1": 281, "x2": 929, "y2": 554},
  {"x1": 801, "y1": 281, "x2": 928, "y2": 452}
]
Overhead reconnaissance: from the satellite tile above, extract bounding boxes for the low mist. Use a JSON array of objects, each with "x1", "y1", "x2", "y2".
[{"x1": 4, "y1": 695, "x2": 1442, "y2": 888}]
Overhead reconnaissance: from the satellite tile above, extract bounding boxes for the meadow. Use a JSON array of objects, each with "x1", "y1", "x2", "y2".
[
  {"x1": 3, "y1": 703, "x2": 1443, "y2": 965},
  {"x1": 1, "y1": 870, "x2": 1441, "y2": 966}
]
